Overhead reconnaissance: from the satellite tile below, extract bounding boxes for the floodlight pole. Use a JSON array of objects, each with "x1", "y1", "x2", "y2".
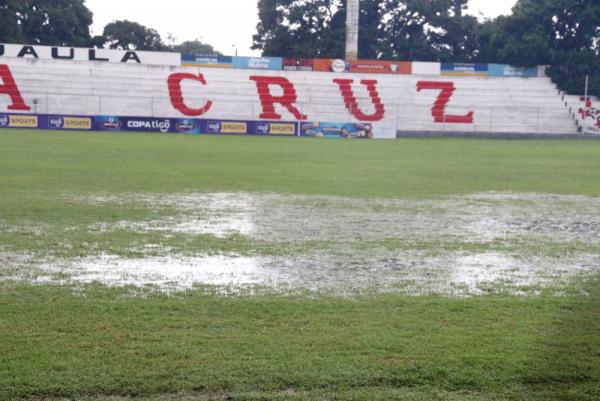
[
  {"x1": 345, "y1": 0, "x2": 359, "y2": 61},
  {"x1": 583, "y1": 74, "x2": 589, "y2": 134}
]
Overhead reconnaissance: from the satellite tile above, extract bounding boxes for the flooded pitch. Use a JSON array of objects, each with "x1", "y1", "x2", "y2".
[{"x1": 2, "y1": 192, "x2": 599, "y2": 296}]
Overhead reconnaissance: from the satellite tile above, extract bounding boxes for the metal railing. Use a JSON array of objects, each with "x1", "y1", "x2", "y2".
[{"x1": 21, "y1": 93, "x2": 579, "y2": 135}]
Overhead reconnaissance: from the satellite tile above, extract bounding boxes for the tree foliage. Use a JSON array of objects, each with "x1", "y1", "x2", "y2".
[
  {"x1": 254, "y1": 0, "x2": 599, "y2": 95},
  {"x1": 0, "y1": 0, "x2": 93, "y2": 46},
  {"x1": 172, "y1": 39, "x2": 221, "y2": 55},
  {"x1": 98, "y1": 20, "x2": 165, "y2": 51},
  {"x1": 479, "y1": 0, "x2": 599, "y2": 95}
]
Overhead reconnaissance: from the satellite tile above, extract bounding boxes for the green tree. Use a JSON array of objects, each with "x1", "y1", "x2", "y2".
[
  {"x1": 253, "y1": 0, "x2": 348, "y2": 58},
  {"x1": 254, "y1": 0, "x2": 484, "y2": 61},
  {"x1": 100, "y1": 20, "x2": 165, "y2": 51},
  {"x1": 0, "y1": 0, "x2": 93, "y2": 46},
  {"x1": 0, "y1": 0, "x2": 24, "y2": 43},
  {"x1": 478, "y1": 0, "x2": 600, "y2": 95},
  {"x1": 172, "y1": 39, "x2": 221, "y2": 55}
]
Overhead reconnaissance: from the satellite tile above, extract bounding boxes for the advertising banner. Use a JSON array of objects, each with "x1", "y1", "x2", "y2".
[
  {"x1": 205, "y1": 120, "x2": 298, "y2": 136},
  {"x1": 0, "y1": 113, "x2": 299, "y2": 136},
  {"x1": 232, "y1": 56, "x2": 283, "y2": 71},
  {"x1": 441, "y1": 63, "x2": 489, "y2": 77},
  {"x1": 0, "y1": 43, "x2": 180, "y2": 66},
  {"x1": 0, "y1": 113, "x2": 39, "y2": 129},
  {"x1": 488, "y1": 64, "x2": 538, "y2": 78},
  {"x1": 348, "y1": 60, "x2": 412, "y2": 75},
  {"x1": 412, "y1": 62, "x2": 441, "y2": 76},
  {"x1": 181, "y1": 54, "x2": 233, "y2": 68},
  {"x1": 283, "y1": 58, "x2": 314, "y2": 71},
  {"x1": 94, "y1": 116, "x2": 204, "y2": 134},
  {"x1": 300, "y1": 122, "x2": 373, "y2": 139},
  {"x1": 313, "y1": 59, "x2": 350, "y2": 73},
  {"x1": 45, "y1": 115, "x2": 93, "y2": 130}
]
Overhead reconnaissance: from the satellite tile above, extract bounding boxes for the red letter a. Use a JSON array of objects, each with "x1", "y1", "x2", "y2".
[{"x1": 0, "y1": 64, "x2": 30, "y2": 111}]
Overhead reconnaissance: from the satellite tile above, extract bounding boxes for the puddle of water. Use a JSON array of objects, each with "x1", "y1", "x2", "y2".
[
  {"x1": 1, "y1": 192, "x2": 599, "y2": 296},
  {"x1": 4, "y1": 249, "x2": 598, "y2": 296},
  {"x1": 79, "y1": 192, "x2": 600, "y2": 245}
]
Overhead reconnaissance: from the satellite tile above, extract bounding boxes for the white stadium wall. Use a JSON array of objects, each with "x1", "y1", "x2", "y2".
[{"x1": 0, "y1": 44, "x2": 581, "y2": 137}]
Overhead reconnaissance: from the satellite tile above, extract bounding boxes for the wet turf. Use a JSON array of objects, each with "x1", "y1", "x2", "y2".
[{"x1": 1, "y1": 129, "x2": 600, "y2": 400}]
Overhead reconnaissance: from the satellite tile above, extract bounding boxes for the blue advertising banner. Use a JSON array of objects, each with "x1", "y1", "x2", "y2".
[
  {"x1": 205, "y1": 119, "x2": 298, "y2": 136},
  {"x1": 181, "y1": 54, "x2": 233, "y2": 68},
  {"x1": 232, "y1": 56, "x2": 283, "y2": 71},
  {"x1": 300, "y1": 122, "x2": 373, "y2": 139},
  {"x1": 0, "y1": 113, "x2": 298, "y2": 137},
  {"x1": 95, "y1": 116, "x2": 205, "y2": 134},
  {"x1": 488, "y1": 64, "x2": 538, "y2": 78},
  {"x1": 441, "y1": 63, "x2": 489, "y2": 77},
  {"x1": 0, "y1": 113, "x2": 39, "y2": 129},
  {"x1": 45, "y1": 115, "x2": 93, "y2": 130}
]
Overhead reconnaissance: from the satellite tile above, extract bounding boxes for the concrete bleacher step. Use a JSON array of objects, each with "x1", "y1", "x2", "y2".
[{"x1": 0, "y1": 57, "x2": 580, "y2": 135}]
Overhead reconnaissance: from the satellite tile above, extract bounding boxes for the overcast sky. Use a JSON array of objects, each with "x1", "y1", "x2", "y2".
[{"x1": 86, "y1": 0, "x2": 518, "y2": 56}]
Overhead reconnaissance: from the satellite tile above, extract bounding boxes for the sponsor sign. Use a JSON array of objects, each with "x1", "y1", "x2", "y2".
[
  {"x1": 313, "y1": 58, "x2": 335, "y2": 72},
  {"x1": 283, "y1": 58, "x2": 314, "y2": 71},
  {"x1": 124, "y1": 117, "x2": 173, "y2": 133},
  {"x1": 181, "y1": 54, "x2": 233, "y2": 68},
  {"x1": 349, "y1": 60, "x2": 412, "y2": 75},
  {"x1": 300, "y1": 122, "x2": 373, "y2": 139},
  {"x1": 232, "y1": 56, "x2": 283, "y2": 71},
  {"x1": 47, "y1": 116, "x2": 92, "y2": 130},
  {"x1": 96, "y1": 116, "x2": 204, "y2": 134},
  {"x1": 174, "y1": 118, "x2": 203, "y2": 134},
  {"x1": 0, "y1": 43, "x2": 180, "y2": 66},
  {"x1": 441, "y1": 63, "x2": 489, "y2": 77},
  {"x1": 331, "y1": 59, "x2": 348, "y2": 73},
  {"x1": 412, "y1": 62, "x2": 441, "y2": 76},
  {"x1": 313, "y1": 59, "x2": 349, "y2": 73},
  {"x1": 206, "y1": 120, "x2": 248, "y2": 134},
  {"x1": 205, "y1": 120, "x2": 298, "y2": 135},
  {"x1": 95, "y1": 116, "x2": 123, "y2": 131},
  {"x1": 0, "y1": 114, "x2": 39, "y2": 128},
  {"x1": 488, "y1": 64, "x2": 538, "y2": 78},
  {"x1": 253, "y1": 122, "x2": 297, "y2": 136}
]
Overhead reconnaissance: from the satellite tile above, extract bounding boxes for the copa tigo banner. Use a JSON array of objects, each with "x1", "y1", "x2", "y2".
[
  {"x1": 0, "y1": 113, "x2": 400, "y2": 139},
  {"x1": 95, "y1": 115, "x2": 299, "y2": 136}
]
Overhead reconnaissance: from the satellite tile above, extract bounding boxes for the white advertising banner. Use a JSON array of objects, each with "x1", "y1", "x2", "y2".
[
  {"x1": 412, "y1": 62, "x2": 441, "y2": 76},
  {"x1": 0, "y1": 43, "x2": 180, "y2": 66}
]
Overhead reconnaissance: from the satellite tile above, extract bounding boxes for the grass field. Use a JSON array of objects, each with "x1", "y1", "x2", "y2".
[{"x1": 1, "y1": 129, "x2": 600, "y2": 400}]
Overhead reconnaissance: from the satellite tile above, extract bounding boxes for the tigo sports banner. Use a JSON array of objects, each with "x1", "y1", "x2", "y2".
[{"x1": 205, "y1": 120, "x2": 297, "y2": 136}]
